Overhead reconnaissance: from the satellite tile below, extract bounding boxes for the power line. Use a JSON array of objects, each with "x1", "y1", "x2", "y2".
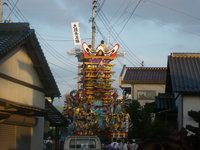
[
  {"x1": 7, "y1": 0, "x2": 77, "y2": 69},
  {"x1": 111, "y1": 0, "x2": 135, "y2": 25},
  {"x1": 97, "y1": 11, "x2": 142, "y2": 66},
  {"x1": 3, "y1": 2, "x2": 22, "y2": 21},
  {"x1": 5, "y1": 0, "x2": 78, "y2": 90},
  {"x1": 97, "y1": 0, "x2": 106, "y2": 13},
  {"x1": 48, "y1": 61, "x2": 77, "y2": 75},
  {"x1": 37, "y1": 34, "x2": 77, "y2": 69},
  {"x1": 101, "y1": 11, "x2": 142, "y2": 64},
  {"x1": 42, "y1": 38, "x2": 91, "y2": 42},
  {"x1": 114, "y1": 0, "x2": 143, "y2": 40},
  {"x1": 6, "y1": 0, "x2": 27, "y2": 21},
  {"x1": 97, "y1": 13, "x2": 140, "y2": 66},
  {"x1": 148, "y1": 0, "x2": 200, "y2": 22},
  {"x1": 5, "y1": 0, "x2": 19, "y2": 20},
  {"x1": 51, "y1": 69, "x2": 75, "y2": 87}
]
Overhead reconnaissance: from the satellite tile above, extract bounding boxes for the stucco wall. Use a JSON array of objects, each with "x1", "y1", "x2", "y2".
[
  {"x1": 31, "y1": 117, "x2": 44, "y2": 150},
  {"x1": 133, "y1": 84, "x2": 165, "y2": 106},
  {"x1": 182, "y1": 95, "x2": 200, "y2": 129},
  {"x1": 0, "y1": 47, "x2": 45, "y2": 150},
  {"x1": 0, "y1": 47, "x2": 45, "y2": 108}
]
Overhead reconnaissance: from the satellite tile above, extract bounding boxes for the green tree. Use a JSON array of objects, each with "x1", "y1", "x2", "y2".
[
  {"x1": 125, "y1": 100, "x2": 171, "y2": 139},
  {"x1": 125, "y1": 100, "x2": 153, "y2": 139}
]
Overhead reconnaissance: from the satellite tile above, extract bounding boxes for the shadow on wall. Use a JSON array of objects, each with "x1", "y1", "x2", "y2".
[
  {"x1": 18, "y1": 58, "x2": 44, "y2": 107},
  {"x1": 8, "y1": 134, "x2": 31, "y2": 150}
]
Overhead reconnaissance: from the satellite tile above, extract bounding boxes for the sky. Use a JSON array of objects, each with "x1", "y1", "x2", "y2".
[{"x1": 2, "y1": 0, "x2": 200, "y2": 106}]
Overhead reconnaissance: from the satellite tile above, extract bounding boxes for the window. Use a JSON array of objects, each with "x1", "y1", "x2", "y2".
[{"x1": 69, "y1": 139, "x2": 96, "y2": 149}]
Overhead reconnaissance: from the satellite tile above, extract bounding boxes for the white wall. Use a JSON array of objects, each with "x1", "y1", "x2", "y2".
[
  {"x1": 31, "y1": 117, "x2": 44, "y2": 150},
  {"x1": 0, "y1": 47, "x2": 45, "y2": 108},
  {"x1": 0, "y1": 47, "x2": 46, "y2": 150},
  {"x1": 133, "y1": 84, "x2": 165, "y2": 106},
  {"x1": 182, "y1": 95, "x2": 200, "y2": 129}
]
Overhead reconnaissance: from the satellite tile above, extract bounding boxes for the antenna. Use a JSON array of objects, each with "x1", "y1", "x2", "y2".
[{"x1": 91, "y1": 0, "x2": 97, "y2": 50}]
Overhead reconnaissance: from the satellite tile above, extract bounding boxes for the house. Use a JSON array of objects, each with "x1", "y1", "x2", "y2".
[
  {"x1": 165, "y1": 53, "x2": 200, "y2": 130},
  {"x1": 119, "y1": 65, "x2": 167, "y2": 106},
  {"x1": 0, "y1": 23, "x2": 66, "y2": 150},
  {"x1": 153, "y1": 93, "x2": 177, "y2": 129}
]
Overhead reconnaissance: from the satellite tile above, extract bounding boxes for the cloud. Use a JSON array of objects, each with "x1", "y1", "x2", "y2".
[{"x1": 4, "y1": 0, "x2": 200, "y2": 95}]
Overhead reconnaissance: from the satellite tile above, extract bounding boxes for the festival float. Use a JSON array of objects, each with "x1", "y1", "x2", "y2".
[{"x1": 63, "y1": 0, "x2": 129, "y2": 140}]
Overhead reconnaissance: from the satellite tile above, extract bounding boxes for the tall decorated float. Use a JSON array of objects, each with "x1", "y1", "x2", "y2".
[{"x1": 63, "y1": 0, "x2": 129, "y2": 140}]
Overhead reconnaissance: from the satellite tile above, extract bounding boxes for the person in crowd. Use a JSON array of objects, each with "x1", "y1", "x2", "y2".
[
  {"x1": 111, "y1": 138, "x2": 120, "y2": 150},
  {"x1": 122, "y1": 139, "x2": 128, "y2": 150},
  {"x1": 131, "y1": 139, "x2": 138, "y2": 150},
  {"x1": 117, "y1": 139, "x2": 123, "y2": 150}
]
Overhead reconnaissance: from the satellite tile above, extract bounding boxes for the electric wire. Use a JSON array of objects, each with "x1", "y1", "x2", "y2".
[
  {"x1": 96, "y1": 24, "x2": 126, "y2": 67},
  {"x1": 5, "y1": 0, "x2": 20, "y2": 20},
  {"x1": 7, "y1": 0, "x2": 140, "y2": 67},
  {"x1": 97, "y1": 11, "x2": 142, "y2": 66},
  {"x1": 148, "y1": 0, "x2": 200, "y2": 22},
  {"x1": 98, "y1": 13, "x2": 140, "y2": 66},
  {"x1": 6, "y1": 0, "x2": 28, "y2": 21},
  {"x1": 51, "y1": 69, "x2": 76, "y2": 87},
  {"x1": 3, "y1": 2, "x2": 22, "y2": 21},
  {"x1": 6, "y1": 2, "x2": 79, "y2": 70},
  {"x1": 109, "y1": 0, "x2": 129, "y2": 22},
  {"x1": 5, "y1": 0, "x2": 78, "y2": 92},
  {"x1": 48, "y1": 61, "x2": 76, "y2": 75},
  {"x1": 36, "y1": 33, "x2": 78, "y2": 70},
  {"x1": 100, "y1": 11, "x2": 142, "y2": 64},
  {"x1": 112, "y1": 0, "x2": 135, "y2": 25},
  {"x1": 7, "y1": 0, "x2": 77, "y2": 70},
  {"x1": 113, "y1": 0, "x2": 143, "y2": 41},
  {"x1": 43, "y1": 38, "x2": 91, "y2": 42},
  {"x1": 112, "y1": 0, "x2": 138, "y2": 28},
  {"x1": 97, "y1": 0, "x2": 106, "y2": 13},
  {"x1": 96, "y1": 18, "x2": 126, "y2": 67}
]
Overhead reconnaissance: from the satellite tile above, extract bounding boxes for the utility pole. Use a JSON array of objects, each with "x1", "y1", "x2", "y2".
[
  {"x1": 0, "y1": 0, "x2": 3, "y2": 23},
  {"x1": 91, "y1": 0, "x2": 97, "y2": 50}
]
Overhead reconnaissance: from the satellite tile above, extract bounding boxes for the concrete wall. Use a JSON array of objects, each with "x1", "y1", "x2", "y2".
[{"x1": 0, "y1": 47, "x2": 45, "y2": 150}]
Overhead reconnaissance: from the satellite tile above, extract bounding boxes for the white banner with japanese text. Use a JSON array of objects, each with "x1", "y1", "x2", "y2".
[{"x1": 71, "y1": 22, "x2": 81, "y2": 45}]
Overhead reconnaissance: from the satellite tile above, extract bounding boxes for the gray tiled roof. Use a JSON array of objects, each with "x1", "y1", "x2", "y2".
[
  {"x1": 0, "y1": 23, "x2": 60, "y2": 97},
  {"x1": 45, "y1": 100, "x2": 68, "y2": 126},
  {"x1": 122, "y1": 67, "x2": 167, "y2": 84},
  {"x1": 166, "y1": 53, "x2": 200, "y2": 93},
  {"x1": 155, "y1": 93, "x2": 175, "y2": 110}
]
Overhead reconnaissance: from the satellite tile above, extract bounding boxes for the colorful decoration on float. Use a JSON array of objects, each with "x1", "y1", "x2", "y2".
[
  {"x1": 82, "y1": 42, "x2": 119, "y2": 58},
  {"x1": 63, "y1": 41, "x2": 129, "y2": 138}
]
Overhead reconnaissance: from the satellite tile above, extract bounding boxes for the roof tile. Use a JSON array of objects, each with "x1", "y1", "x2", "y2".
[
  {"x1": 0, "y1": 23, "x2": 60, "y2": 97},
  {"x1": 167, "y1": 53, "x2": 200, "y2": 93},
  {"x1": 123, "y1": 67, "x2": 167, "y2": 83}
]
